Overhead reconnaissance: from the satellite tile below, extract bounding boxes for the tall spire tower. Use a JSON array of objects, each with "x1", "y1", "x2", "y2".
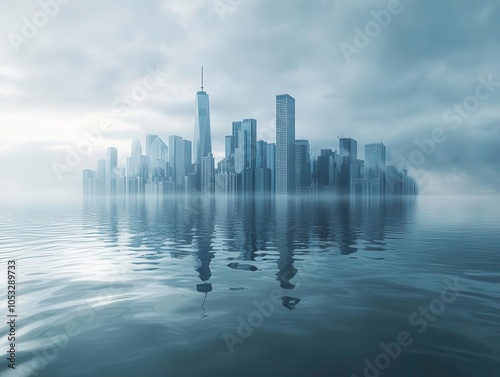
[
  {"x1": 201, "y1": 66, "x2": 204, "y2": 91},
  {"x1": 193, "y1": 67, "x2": 212, "y2": 165}
]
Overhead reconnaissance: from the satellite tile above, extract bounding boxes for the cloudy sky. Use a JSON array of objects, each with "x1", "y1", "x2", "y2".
[{"x1": 0, "y1": 0, "x2": 499, "y2": 201}]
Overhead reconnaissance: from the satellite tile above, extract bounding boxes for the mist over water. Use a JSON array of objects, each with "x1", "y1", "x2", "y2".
[{"x1": 1, "y1": 196, "x2": 499, "y2": 377}]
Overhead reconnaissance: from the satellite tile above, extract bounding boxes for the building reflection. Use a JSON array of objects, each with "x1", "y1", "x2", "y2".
[
  {"x1": 82, "y1": 195, "x2": 416, "y2": 313},
  {"x1": 275, "y1": 198, "x2": 298, "y2": 291},
  {"x1": 191, "y1": 197, "x2": 216, "y2": 284}
]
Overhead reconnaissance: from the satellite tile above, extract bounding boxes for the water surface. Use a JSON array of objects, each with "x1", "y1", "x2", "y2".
[{"x1": 1, "y1": 196, "x2": 499, "y2": 377}]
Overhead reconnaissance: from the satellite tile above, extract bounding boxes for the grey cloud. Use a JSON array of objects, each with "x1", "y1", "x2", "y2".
[{"x1": 0, "y1": 0, "x2": 499, "y2": 197}]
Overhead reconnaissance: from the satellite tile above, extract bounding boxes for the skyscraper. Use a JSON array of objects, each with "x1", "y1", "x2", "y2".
[
  {"x1": 232, "y1": 119, "x2": 257, "y2": 194},
  {"x1": 364, "y1": 143, "x2": 386, "y2": 196},
  {"x1": 193, "y1": 67, "x2": 212, "y2": 165},
  {"x1": 201, "y1": 153, "x2": 215, "y2": 195},
  {"x1": 169, "y1": 135, "x2": 182, "y2": 180},
  {"x1": 147, "y1": 135, "x2": 168, "y2": 176},
  {"x1": 242, "y1": 119, "x2": 257, "y2": 169},
  {"x1": 225, "y1": 136, "x2": 233, "y2": 160},
  {"x1": 365, "y1": 143, "x2": 386, "y2": 171},
  {"x1": 126, "y1": 139, "x2": 146, "y2": 196},
  {"x1": 234, "y1": 130, "x2": 247, "y2": 174},
  {"x1": 175, "y1": 138, "x2": 192, "y2": 187},
  {"x1": 266, "y1": 143, "x2": 276, "y2": 193},
  {"x1": 105, "y1": 147, "x2": 117, "y2": 196},
  {"x1": 128, "y1": 138, "x2": 142, "y2": 178},
  {"x1": 146, "y1": 134, "x2": 157, "y2": 157},
  {"x1": 317, "y1": 149, "x2": 338, "y2": 193},
  {"x1": 255, "y1": 140, "x2": 271, "y2": 195},
  {"x1": 338, "y1": 137, "x2": 358, "y2": 195},
  {"x1": 276, "y1": 94, "x2": 295, "y2": 194},
  {"x1": 231, "y1": 121, "x2": 242, "y2": 155},
  {"x1": 114, "y1": 168, "x2": 126, "y2": 196},
  {"x1": 83, "y1": 169, "x2": 95, "y2": 197},
  {"x1": 295, "y1": 140, "x2": 311, "y2": 194},
  {"x1": 233, "y1": 118, "x2": 257, "y2": 171},
  {"x1": 96, "y1": 159, "x2": 106, "y2": 196},
  {"x1": 339, "y1": 137, "x2": 358, "y2": 161},
  {"x1": 256, "y1": 140, "x2": 268, "y2": 169}
]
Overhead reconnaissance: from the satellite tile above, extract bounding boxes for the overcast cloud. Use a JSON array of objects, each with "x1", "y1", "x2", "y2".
[{"x1": 0, "y1": 0, "x2": 499, "y2": 201}]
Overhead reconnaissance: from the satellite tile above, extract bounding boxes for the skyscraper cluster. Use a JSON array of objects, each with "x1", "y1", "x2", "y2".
[{"x1": 83, "y1": 72, "x2": 417, "y2": 199}]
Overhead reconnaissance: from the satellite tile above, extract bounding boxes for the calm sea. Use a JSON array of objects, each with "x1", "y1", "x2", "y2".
[{"x1": 0, "y1": 196, "x2": 499, "y2": 377}]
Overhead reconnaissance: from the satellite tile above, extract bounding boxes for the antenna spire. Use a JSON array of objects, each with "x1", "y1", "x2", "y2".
[{"x1": 201, "y1": 66, "x2": 204, "y2": 91}]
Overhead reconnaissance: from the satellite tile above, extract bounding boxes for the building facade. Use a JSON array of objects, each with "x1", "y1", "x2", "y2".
[{"x1": 276, "y1": 94, "x2": 296, "y2": 194}]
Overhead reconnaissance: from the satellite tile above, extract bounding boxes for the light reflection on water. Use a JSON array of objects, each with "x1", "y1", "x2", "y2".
[{"x1": 0, "y1": 196, "x2": 499, "y2": 377}]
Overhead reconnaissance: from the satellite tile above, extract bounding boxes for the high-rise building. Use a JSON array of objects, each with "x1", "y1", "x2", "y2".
[
  {"x1": 147, "y1": 135, "x2": 168, "y2": 176},
  {"x1": 255, "y1": 167, "x2": 271, "y2": 195},
  {"x1": 175, "y1": 138, "x2": 192, "y2": 187},
  {"x1": 349, "y1": 160, "x2": 364, "y2": 196},
  {"x1": 201, "y1": 153, "x2": 215, "y2": 195},
  {"x1": 225, "y1": 136, "x2": 234, "y2": 160},
  {"x1": 193, "y1": 68, "x2": 212, "y2": 165},
  {"x1": 215, "y1": 172, "x2": 237, "y2": 195},
  {"x1": 231, "y1": 121, "x2": 242, "y2": 155},
  {"x1": 276, "y1": 94, "x2": 295, "y2": 194},
  {"x1": 242, "y1": 119, "x2": 257, "y2": 169},
  {"x1": 266, "y1": 143, "x2": 276, "y2": 193},
  {"x1": 96, "y1": 159, "x2": 106, "y2": 196},
  {"x1": 365, "y1": 143, "x2": 386, "y2": 171},
  {"x1": 233, "y1": 119, "x2": 257, "y2": 171},
  {"x1": 255, "y1": 140, "x2": 271, "y2": 195},
  {"x1": 339, "y1": 137, "x2": 358, "y2": 162},
  {"x1": 218, "y1": 157, "x2": 234, "y2": 174},
  {"x1": 317, "y1": 149, "x2": 338, "y2": 193},
  {"x1": 146, "y1": 134, "x2": 157, "y2": 157},
  {"x1": 363, "y1": 143, "x2": 386, "y2": 196},
  {"x1": 232, "y1": 118, "x2": 257, "y2": 193},
  {"x1": 295, "y1": 140, "x2": 311, "y2": 194},
  {"x1": 169, "y1": 135, "x2": 182, "y2": 180},
  {"x1": 338, "y1": 137, "x2": 357, "y2": 195},
  {"x1": 114, "y1": 168, "x2": 126, "y2": 196},
  {"x1": 234, "y1": 130, "x2": 247, "y2": 174},
  {"x1": 391, "y1": 167, "x2": 418, "y2": 196},
  {"x1": 83, "y1": 169, "x2": 95, "y2": 197},
  {"x1": 105, "y1": 147, "x2": 117, "y2": 196},
  {"x1": 126, "y1": 139, "x2": 148, "y2": 196},
  {"x1": 256, "y1": 140, "x2": 268, "y2": 169},
  {"x1": 128, "y1": 139, "x2": 142, "y2": 178}
]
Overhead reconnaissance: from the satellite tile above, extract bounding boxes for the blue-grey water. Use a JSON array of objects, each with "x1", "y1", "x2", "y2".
[{"x1": 1, "y1": 196, "x2": 499, "y2": 377}]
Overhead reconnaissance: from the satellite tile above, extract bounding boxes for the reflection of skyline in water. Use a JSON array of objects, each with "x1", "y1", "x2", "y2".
[
  {"x1": 83, "y1": 196, "x2": 416, "y2": 311},
  {"x1": 5, "y1": 197, "x2": 499, "y2": 377}
]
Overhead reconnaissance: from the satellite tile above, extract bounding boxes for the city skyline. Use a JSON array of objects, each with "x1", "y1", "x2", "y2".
[
  {"x1": 1, "y1": 1, "x2": 499, "y2": 202},
  {"x1": 83, "y1": 81, "x2": 417, "y2": 198},
  {"x1": 83, "y1": 135, "x2": 417, "y2": 199}
]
